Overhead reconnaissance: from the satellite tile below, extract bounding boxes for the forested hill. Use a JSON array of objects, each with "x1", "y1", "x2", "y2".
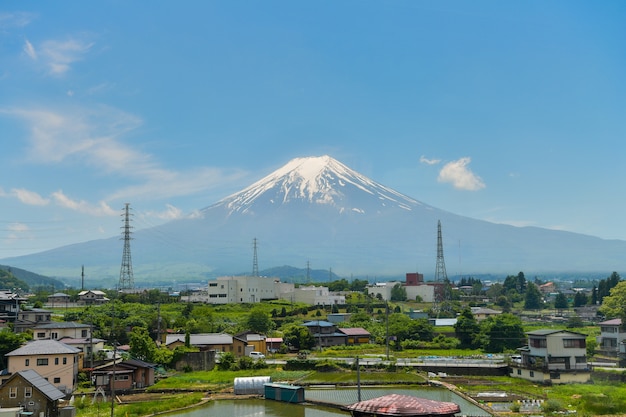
[{"x1": 0, "y1": 265, "x2": 65, "y2": 291}]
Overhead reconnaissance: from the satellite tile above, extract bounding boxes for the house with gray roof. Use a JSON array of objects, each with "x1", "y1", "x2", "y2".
[
  {"x1": 0, "y1": 370, "x2": 66, "y2": 417},
  {"x1": 5, "y1": 340, "x2": 82, "y2": 394},
  {"x1": 33, "y1": 321, "x2": 92, "y2": 341}
]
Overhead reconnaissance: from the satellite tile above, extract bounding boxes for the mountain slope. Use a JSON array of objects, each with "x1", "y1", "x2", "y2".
[{"x1": 3, "y1": 155, "x2": 626, "y2": 284}]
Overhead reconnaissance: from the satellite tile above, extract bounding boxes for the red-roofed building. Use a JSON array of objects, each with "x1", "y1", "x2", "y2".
[
  {"x1": 339, "y1": 328, "x2": 371, "y2": 345},
  {"x1": 344, "y1": 394, "x2": 460, "y2": 417}
]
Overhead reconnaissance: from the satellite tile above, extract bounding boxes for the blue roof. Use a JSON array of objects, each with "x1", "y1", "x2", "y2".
[{"x1": 303, "y1": 320, "x2": 334, "y2": 327}]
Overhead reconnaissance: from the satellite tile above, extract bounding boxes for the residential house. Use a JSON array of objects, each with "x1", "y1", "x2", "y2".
[
  {"x1": 77, "y1": 290, "x2": 109, "y2": 306},
  {"x1": 13, "y1": 309, "x2": 53, "y2": 333},
  {"x1": 46, "y1": 293, "x2": 70, "y2": 307},
  {"x1": 57, "y1": 337, "x2": 105, "y2": 365},
  {"x1": 0, "y1": 290, "x2": 26, "y2": 323},
  {"x1": 470, "y1": 307, "x2": 502, "y2": 322},
  {"x1": 5, "y1": 340, "x2": 82, "y2": 394},
  {"x1": 510, "y1": 329, "x2": 590, "y2": 384},
  {"x1": 164, "y1": 333, "x2": 248, "y2": 356},
  {"x1": 0, "y1": 370, "x2": 66, "y2": 417},
  {"x1": 236, "y1": 332, "x2": 266, "y2": 354},
  {"x1": 302, "y1": 321, "x2": 346, "y2": 348},
  {"x1": 92, "y1": 358, "x2": 155, "y2": 392},
  {"x1": 33, "y1": 321, "x2": 91, "y2": 341},
  {"x1": 266, "y1": 337, "x2": 283, "y2": 353},
  {"x1": 340, "y1": 328, "x2": 371, "y2": 345},
  {"x1": 597, "y1": 318, "x2": 626, "y2": 358}
]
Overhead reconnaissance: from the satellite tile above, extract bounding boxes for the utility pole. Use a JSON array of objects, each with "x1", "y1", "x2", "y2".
[
  {"x1": 81, "y1": 265, "x2": 85, "y2": 291},
  {"x1": 118, "y1": 203, "x2": 134, "y2": 290}
]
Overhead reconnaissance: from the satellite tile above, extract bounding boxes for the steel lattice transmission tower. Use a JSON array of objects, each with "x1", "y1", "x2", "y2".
[
  {"x1": 118, "y1": 203, "x2": 134, "y2": 289},
  {"x1": 434, "y1": 220, "x2": 448, "y2": 283},
  {"x1": 252, "y1": 237, "x2": 259, "y2": 277},
  {"x1": 432, "y1": 220, "x2": 451, "y2": 315}
]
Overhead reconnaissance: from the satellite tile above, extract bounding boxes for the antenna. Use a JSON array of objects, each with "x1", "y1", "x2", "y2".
[
  {"x1": 118, "y1": 203, "x2": 134, "y2": 290},
  {"x1": 252, "y1": 238, "x2": 259, "y2": 277}
]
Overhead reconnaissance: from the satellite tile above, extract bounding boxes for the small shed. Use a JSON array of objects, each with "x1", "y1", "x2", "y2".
[
  {"x1": 233, "y1": 376, "x2": 271, "y2": 395},
  {"x1": 264, "y1": 383, "x2": 305, "y2": 404},
  {"x1": 344, "y1": 394, "x2": 460, "y2": 417}
]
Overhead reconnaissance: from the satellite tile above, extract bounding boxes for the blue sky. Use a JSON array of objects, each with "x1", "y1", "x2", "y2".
[{"x1": 1, "y1": 1, "x2": 625, "y2": 259}]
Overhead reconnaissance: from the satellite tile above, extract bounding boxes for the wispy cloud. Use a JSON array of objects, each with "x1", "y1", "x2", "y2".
[
  {"x1": 437, "y1": 157, "x2": 485, "y2": 191},
  {"x1": 0, "y1": 12, "x2": 36, "y2": 29},
  {"x1": 51, "y1": 190, "x2": 116, "y2": 216},
  {"x1": 23, "y1": 39, "x2": 37, "y2": 60},
  {"x1": 3, "y1": 105, "x2": 248, "y2": 218},
  {"x1": 144, "y1": 204, "x2": 184, "y2": 220},
  {"x1": 419, "y1": 155, "x2": 441, "y2": 165},
  {"x1": 36, "y1": 37, "x2": 94, "y2": 76},
  {"x1": 11, "y1": 188, "x2": 50, "y2": 206}
]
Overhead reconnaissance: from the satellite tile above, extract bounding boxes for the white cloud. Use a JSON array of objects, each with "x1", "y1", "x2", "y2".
[
  {"x1": 437, "y1": 157, "x2": 486, "y2": 191},
  {"x1": 3, "y1": 105, "x2": 248, "y2": 216},
  {"x1": 0, "y1": 12, "x2": 36, "y2": 28},
  {"x1": 39, "y1": 38, "x2": 94, "y2": 76},
  {"x1": 12, "y1": 188, "x2": 50, "y2": 206},
  {"x1": 419, "y1": 155, "x2": 441, "y2": 165},
  {"x1": 7, "y1": 222, "x2": 30, "y2": 232},
  {"x1": 23, "y1": 39, "x2": 37, "y2": 60},
  {"x1": 51, "y1": 190, "x2": 116, "y2": 216},
  {"x1": 145, "y1": 204, "x2": 184, "y2": 220}
]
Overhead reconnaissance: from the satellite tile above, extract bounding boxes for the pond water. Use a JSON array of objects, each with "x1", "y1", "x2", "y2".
[{"x1": 168, "y1": 387, "x2": 491, "y2": 417}]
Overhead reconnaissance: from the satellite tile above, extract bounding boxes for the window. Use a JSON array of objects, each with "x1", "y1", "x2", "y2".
[
  {"x1": 53, "y1": 377, "x2": 61, "y2": 383},
  {"x1": 9, "y1": 387, "x2": 17, "y2": 398},
  {"x1": 55, "y1": 358, "x2": 59, "y2": 365},
  {"x1": 529, "y1": 338, "x2": 547, "y2": 348},
  {"x1": 63, "y1": 357, "x2": 67, "y2": 365},
  {"x1": 25, "y1": 359, "x2": 29, "y2": 366},
  {"x1": 51, "y1": 332, "x2": 58, "y2": 339},
  {"x1": 37, "y1": 358, "x2": 49, "y2": 366},
  {"x1": 24, "y1": 387, "x2": 32, "y2": 398},
  {"x1": 36, "y1": 332, "x2": 45, "y2": 338},
  {"x1": 209, "y1": 283, "x2": 217, "y2": 287},
  {"x1": 563, "y1": 338, "x2": 586, "y2": 348},
  {"x1": 114, "y1": 375, "x2": 129, "y2": 381},
  {"x1": 529, "y1": 371, "x2": 534, "y2": 377},
  {"x1": 81, "y1": 330, "x2": 88, "y2": 337},
  {"x1": 517, "y1": 369, "x2": 521, "y2": 375}
]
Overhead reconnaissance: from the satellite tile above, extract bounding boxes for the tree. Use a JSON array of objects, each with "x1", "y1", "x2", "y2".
[
  {"x1": 454, "y1": 308, "x2": 480, "y2": 349},
  {"x1": 390, "y1": 283, "x2": 407, "y2": 301},
  {"x1": 573, "y1": 291, "x2": 588, "y2": 308},
  {"x1": 524, "y1": 282, "x2": 543, "y2": 310},
  {"x1": 246, "y1": 307, "x2": 273, "y2": 334},
  {"x1": 599, "y1": 280, "x2": 626, "y2": 320},
  {"x1": 0, "y1": 330, "x2": 26, "y2": 369},
  {"x1": 282, "y1": 324, "x2": 315, "y2": 351},
  {"x1": 554, "y1": 292, "x2": 568, "y2": 310},
  {"x1": 478, "y1": 313, "x2": 525, "y2": 353},
  {"x1": 129, "y1": 326, "x2": 156, "y2": 361}
]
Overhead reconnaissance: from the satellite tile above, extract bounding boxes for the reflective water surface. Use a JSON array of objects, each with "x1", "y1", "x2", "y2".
[{"x1": 168, "y1": 387, "x2": 491, "y2": 417}]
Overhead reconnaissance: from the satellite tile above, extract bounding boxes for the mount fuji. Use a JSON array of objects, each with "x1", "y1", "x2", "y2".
[{"x1": 4, "y1": 155, "x2": 626, "y2": 284}]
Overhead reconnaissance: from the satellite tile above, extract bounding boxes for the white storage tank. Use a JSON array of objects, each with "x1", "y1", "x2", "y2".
[{"x1": 233, "y1": 376, "x2": 271, "y2": 395}]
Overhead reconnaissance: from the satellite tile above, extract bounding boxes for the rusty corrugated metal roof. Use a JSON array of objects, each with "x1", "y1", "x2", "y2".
[{"x1": 345, "y1": 394, "x2": 461, "y2": 416}]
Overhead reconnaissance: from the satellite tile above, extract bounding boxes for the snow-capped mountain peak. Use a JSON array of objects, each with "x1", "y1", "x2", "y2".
[{"x1": 210, "y1": 155, "x2": 422, "y2": 215}]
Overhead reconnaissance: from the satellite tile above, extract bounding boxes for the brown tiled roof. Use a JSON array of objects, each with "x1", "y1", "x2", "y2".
[{"x1": 344, "y1": 394, "x2": 460, "y2": 416}]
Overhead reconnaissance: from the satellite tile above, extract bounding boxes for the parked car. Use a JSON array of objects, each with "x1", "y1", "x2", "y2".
[{"x1": 249, "y1": 351, "x2": 266, "y2": 360}]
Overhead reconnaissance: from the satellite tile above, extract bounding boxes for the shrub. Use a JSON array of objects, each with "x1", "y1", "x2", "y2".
[{"x1": 315, "y1": 359, "x2": 342, "y2": 372}]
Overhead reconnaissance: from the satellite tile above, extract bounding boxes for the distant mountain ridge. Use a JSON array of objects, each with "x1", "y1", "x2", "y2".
[{"x1": 2, "y1": 155, "x2": 626, "y2": 285}]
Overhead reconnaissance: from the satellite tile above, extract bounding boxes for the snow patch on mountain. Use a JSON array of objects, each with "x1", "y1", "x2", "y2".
[{"x1": 206, "y1": 155, "x2": 423, "y2": 216}]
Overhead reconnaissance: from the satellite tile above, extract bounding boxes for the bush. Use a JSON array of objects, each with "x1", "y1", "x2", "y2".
[
  {"x1": 542, "y1": 398, "x2": 564, "y2": 413},
  {"x1": 315, "y1": 359, "x2": 342, "y2": 372},
  {"x1": 284, "y1": 359, "x2": 317, "y2": 371},
  {"x1": 217, "y1": 352, "x2": 235, "y2": 371}
]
